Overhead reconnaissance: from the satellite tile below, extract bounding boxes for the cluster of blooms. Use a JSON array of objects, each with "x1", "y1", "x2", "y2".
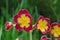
[{"x1": 5, "y1": 9, "x2": 60, "y2": 40}]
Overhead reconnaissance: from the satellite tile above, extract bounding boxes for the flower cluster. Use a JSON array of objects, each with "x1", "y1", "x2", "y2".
[{"x1": 5, "y1": 9, "x2": 60, "y2": 39}]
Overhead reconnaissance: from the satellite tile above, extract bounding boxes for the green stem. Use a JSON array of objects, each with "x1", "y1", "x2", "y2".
[
  {"x1": 30, "y1": 30, "x2": 32, "y2": 40},
  {"x1": 50, "y1": 35, "x2": 52, "y2": 40}
]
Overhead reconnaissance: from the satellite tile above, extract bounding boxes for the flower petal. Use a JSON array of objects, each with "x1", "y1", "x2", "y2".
[
  {"x1": 5, "y1": 22, "x2": 13, "y2": 31},
  {"x1": 15, "y1": 24, "x2": 22, "y2": 32},
  {"x1": 24, "y1": 24, "x2": 32, "y2": 32},
  {"x1": 18, "y1": 9, "x2": 31, "y2": 15},
  {"x1": 40, "y1": 35, "x2": 50, "y2": 40},
  {"x1": 14, "y1": 14, "x2": 20, "y2": 23},
  {"x1": 47, "y1": 38, "x2": 50, "y2": 40}
]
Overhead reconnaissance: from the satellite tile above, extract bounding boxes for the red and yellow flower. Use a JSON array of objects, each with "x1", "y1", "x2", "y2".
[
  {"x1": 35, "y1": 16, "x2": 50, "y2": 34},
  {"x1": 50, "y1": 23, "x2": 60, "y2": 38},
  {"x1": 40, "y1": 35, "x2": 50, "y2": 40},
  {"x1": 14, "y1": 9, "x2": 32, "y2": 32},
  {"x1": 5, "y1": 22, "x2": 13, "y2": 31}
]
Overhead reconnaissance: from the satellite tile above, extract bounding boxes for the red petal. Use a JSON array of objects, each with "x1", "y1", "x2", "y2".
[
  {"x1": 40, "y1": 35, "x2": 50, "y2": 40},
  {"x1": 14, "y1": 14, "x2": 20, "y2": 23},
  {"x1": 38, "y1": 16, "x2": 44, "y2": 20},
  {"x1": 40, "y1": 35, "x2": 47, "y2": 40},
  {"x1": 24, "y1": 24, "x2": 32, "y2": 32},
  {"x1": 18, "y1": 9, "x2": 30, "y2": 15},
  {"x1": 45, "y1": 18, "x2": 50, "y2": 24},
  {"x1": 15, "y1": 24, "x2": 22, "y2": 32},
  {"x1": 47, "y1": 38, "x2": 50, "y2": 40},
  {"x1": 51, "y1": 22, "x2": 58, "y2": 28}
]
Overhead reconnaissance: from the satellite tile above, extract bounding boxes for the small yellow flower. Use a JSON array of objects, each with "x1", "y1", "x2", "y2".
[
  {"x1": 35, "y1": 16, "x2": 50, "y2": 34},
  {"x1": 50, "y1": 23, "x2": 60, "y2": 38},
  {"x1": 14, "y1": 9, "x2": 32, "y2": 32}
]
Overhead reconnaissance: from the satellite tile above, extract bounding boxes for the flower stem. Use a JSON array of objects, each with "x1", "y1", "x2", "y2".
[
  {"x1": 50, "y1": 35, "x2": 52, "y2": 40},
  {"x1": 30, "y1": 25, "x2": 34, "y2": 40},
  {"x1": 30, "y1": 30, "x2": 33, "y2": 40}
]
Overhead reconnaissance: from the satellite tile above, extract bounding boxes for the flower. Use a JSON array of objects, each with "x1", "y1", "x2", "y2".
[
  {"x1": 5, "y1": 22, "x2": 13, "y2": 31},
  {"x1": 14, "y1": 9, "x2": 32, "y2": 32},
  {"x1": 40, "y1": 35, "x2": 50, "y2": 40},
  {"x1": 35, "y1": 16, "x2": 50, "y2": 34},
  {"x1": 50, "y1": 22, "x2": 60, "y2": 38}
]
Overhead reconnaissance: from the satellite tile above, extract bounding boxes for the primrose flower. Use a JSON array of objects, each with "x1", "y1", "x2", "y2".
[
  {"x1": 14, "y1": 9, "x2": 32, "y2": 32},
  {"x1": 50, "y1": 23, "x2": 60, "y2": 38},
  {"x1": 40, "y1": 35, "x2": 50, "y2": 40},
  {"x1": 35, "y1": 16, "x2": 50, "y2": 34},
  {"x1": 5, "y1": 22, "x2": 13, "y2": 31}
]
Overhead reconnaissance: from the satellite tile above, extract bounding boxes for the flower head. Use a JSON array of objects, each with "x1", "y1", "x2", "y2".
[
  {"x1": 5, "y1": 22, "x2": 13, "y2": 31},
  {"x1": 40, "y1": 35, "x2": 50, "y2": 40},
  {"x1": 14, "y1": 9, "x2": 32, "y2": 32},
  {"x1": 50, "y1": 23, "x2": 60, "y2": 38},
  {"x1": 35, "y1": 16, "x2": 50, "y2": 34}
]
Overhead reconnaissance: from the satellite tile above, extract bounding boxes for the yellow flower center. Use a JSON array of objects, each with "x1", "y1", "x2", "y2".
[
  {"x1": 37, "y1": 19, "x2": 48, "y2": 32},
  {"x1": 17, "y1": 14, "x2": 30, "y2": 28},
  {"x1": 51, "y1": 26, "x2": 60, "y2": 37}
]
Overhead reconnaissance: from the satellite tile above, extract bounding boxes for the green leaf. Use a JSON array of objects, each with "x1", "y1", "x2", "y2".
[{"x1": 0, "y1": 26, "x2": 2, "y2": 40}]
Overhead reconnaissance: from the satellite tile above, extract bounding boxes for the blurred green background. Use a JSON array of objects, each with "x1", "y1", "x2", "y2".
[{"x1": 0, "y1": 0, "x2": 60, "y2": 40}]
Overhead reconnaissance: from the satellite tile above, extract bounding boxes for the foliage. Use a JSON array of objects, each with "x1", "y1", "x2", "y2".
[{"x1": 0, "y1": 0, "x2": 60, "y2": 40}]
